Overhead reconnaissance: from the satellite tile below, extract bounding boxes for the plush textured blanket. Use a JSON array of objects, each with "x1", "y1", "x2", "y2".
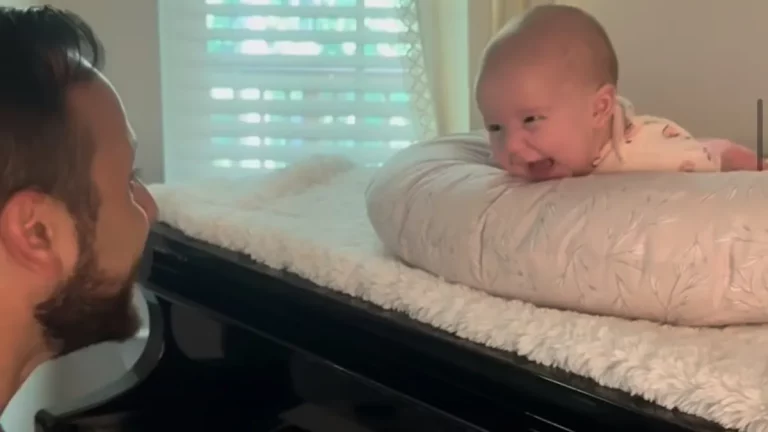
[{"x1": 149, "y1": 156, "x2": 768, "y2": 432}]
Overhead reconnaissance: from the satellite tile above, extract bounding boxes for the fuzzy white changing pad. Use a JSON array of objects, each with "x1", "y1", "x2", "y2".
[{"x1": 149, "y1": 156, "x2": 768, "y2": 432}]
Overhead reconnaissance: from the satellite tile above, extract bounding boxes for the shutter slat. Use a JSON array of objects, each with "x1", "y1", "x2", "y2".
[
  {"x1": 163, "y1": 70, "x2": 410, "y2": 92},
  {"x1": 167, "y1": 141, "x2": 400, "y2": 164},
  {"x1": 164, "y1": 123, "x2": 416, "y2": 141},
  {"x1": 169, "y1": 28, "x2": 405, "y2": 45},
  {"x1": 165, "y1": 100, "x2": 416, "y2": 118},
  {"x1": 167, "y1": 161, "x2": 383, "y2": 184},
  {"x1": 162, "y1": 51, "x2": 406, "y2": 70},
  {"x1": 191, "y1": 4, "x2": 400, "y2": 19}
]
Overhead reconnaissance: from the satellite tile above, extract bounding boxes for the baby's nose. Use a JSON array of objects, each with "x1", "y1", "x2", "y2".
[{"x1": 506, "y1": 138, "x2": 541, "y2": 163}]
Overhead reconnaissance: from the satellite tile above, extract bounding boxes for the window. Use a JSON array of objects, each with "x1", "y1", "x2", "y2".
[{"x1": 158, "y1": 0, "x2": 435, "y2": 184}]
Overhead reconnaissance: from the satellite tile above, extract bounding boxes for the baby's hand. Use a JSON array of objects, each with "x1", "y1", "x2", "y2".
[
  {"x1": 721, "y1": 144, "x2": 764, "y2": 171},
  {"x1": 700, "y1": 139, "x2": 763, "y2": 172}
]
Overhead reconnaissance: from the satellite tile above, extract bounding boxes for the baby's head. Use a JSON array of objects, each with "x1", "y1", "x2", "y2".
[{"x1": 475, "y1": 5, "x2": 619, "y2": 181}]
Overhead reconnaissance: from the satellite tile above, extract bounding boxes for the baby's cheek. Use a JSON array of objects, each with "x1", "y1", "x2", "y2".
[
  {"x1": 489, "y1": 146, "x2": 504, "y2": 168},
  {"x1": 490, "y1": 149, "x2": 524, "y2": 178},
  {"x1": 548, "y1": 162, "x2": 575, "y2": 179},
  {"x1": 489, "y1": 140, "x2": 509, "y2": 167},
  {"x1": 556, "y1": 147, "x2": 592, "y2": 175}
]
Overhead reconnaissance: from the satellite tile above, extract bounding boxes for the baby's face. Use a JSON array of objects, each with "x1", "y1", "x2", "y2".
[{"x1": 476, "y1": 64, "x2": 602, "y2": 181}]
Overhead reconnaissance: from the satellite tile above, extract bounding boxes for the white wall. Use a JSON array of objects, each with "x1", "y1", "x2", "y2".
[
  {"x1": 44, "y1": 0, "x2": 165, "y2": 184},
  {"x1": 560, "y1": 0, "x2": 766, "y2": 148}
]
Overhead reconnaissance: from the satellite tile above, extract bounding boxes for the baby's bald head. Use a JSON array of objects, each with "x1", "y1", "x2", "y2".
[
  {"x1": 478, "y1": 4, "x2": 618, "y2": 91},
  {"x1": 475, "y1": 5, "x2": 621, "y2": 182}
]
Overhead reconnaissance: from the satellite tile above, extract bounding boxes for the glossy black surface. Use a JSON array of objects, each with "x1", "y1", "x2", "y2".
[{"x1": 35, "y1": 223, "x2": 732, "y2": 431}]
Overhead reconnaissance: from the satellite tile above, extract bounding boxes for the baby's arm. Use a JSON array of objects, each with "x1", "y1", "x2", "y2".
[{"x1": 600, "y1": 114, "x2": 766, "y2": 173}]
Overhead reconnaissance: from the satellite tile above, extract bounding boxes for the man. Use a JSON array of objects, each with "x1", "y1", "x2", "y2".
[{"x1": 0, "y1": 5, "x2": 158, "y2": 420}]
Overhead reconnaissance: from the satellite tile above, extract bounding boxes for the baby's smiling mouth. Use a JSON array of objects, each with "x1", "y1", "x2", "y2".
[{"x1": 526, "y1": 158, "x2": 555, "y2": 179}]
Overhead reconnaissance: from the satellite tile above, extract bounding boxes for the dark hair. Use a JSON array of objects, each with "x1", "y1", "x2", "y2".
[{"x1": 0, "y1": 5, "x2": 104, "y2": 239}]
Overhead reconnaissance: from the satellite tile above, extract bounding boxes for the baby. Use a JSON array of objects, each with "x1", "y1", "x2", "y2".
[{"x1": 475, "y1": 5, "x2": 764, "y2": 182}]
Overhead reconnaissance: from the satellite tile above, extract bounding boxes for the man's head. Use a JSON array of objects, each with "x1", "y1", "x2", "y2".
[
  {"x1": 475, "y1": 5, "x2": 619, "y2": 181},
  {"x1": 0, "y1": 6, "x2": 157, "y2": 362}
]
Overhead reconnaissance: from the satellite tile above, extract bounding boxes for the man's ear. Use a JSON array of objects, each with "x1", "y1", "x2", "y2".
[
  {"x1": 0, "y1": 191, "x2": 72, "y2": 280},
  {"x1": 591, "y1": 83, "x2": 617, "y2": 128}
]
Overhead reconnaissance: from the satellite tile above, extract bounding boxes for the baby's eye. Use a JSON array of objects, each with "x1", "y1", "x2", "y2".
[
  {"x1": 486, "y1": 124, "x2": 501, "y2": 132},
  {"x1": 523, "y1": 115, "x2": 545, "y2": 124}
]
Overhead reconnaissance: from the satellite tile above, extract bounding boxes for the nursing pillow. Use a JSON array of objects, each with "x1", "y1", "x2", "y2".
[{"x1": 365, "y1": 131, "x2": 768, "y2": 326}]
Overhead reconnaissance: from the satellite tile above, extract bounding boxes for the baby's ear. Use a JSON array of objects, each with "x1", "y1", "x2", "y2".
[{"x1": 591, "y1": 84, "x2": 617, "y2": 127}]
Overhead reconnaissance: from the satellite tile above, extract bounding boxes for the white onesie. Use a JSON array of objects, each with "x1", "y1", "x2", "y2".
[{"x1": 592, "y1": 97, "x2": 722, "y2": 173}]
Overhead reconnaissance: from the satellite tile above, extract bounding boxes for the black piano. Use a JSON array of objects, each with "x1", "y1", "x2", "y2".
[{"x1": 34, "y1": 223, "x2": 732, "y2": 431}]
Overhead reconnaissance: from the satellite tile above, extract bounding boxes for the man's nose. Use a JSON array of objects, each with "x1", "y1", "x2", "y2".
[{"x1": 136, "y1": 182, "x2": 159, "y2": 223}]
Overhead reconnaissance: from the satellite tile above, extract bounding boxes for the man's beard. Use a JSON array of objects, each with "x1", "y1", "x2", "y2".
[{"x1": 33, "y1": 245, "x2": 143, "y2": 358}]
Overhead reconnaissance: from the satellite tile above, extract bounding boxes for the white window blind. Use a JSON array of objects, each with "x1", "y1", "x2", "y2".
[{"x1": 158, "y1": 0, "x2": 430, "y2": 184}]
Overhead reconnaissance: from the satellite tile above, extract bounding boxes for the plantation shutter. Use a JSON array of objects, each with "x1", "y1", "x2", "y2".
[{"x1": 158, "y1": 0, "x2": 424, "y2": 183}]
